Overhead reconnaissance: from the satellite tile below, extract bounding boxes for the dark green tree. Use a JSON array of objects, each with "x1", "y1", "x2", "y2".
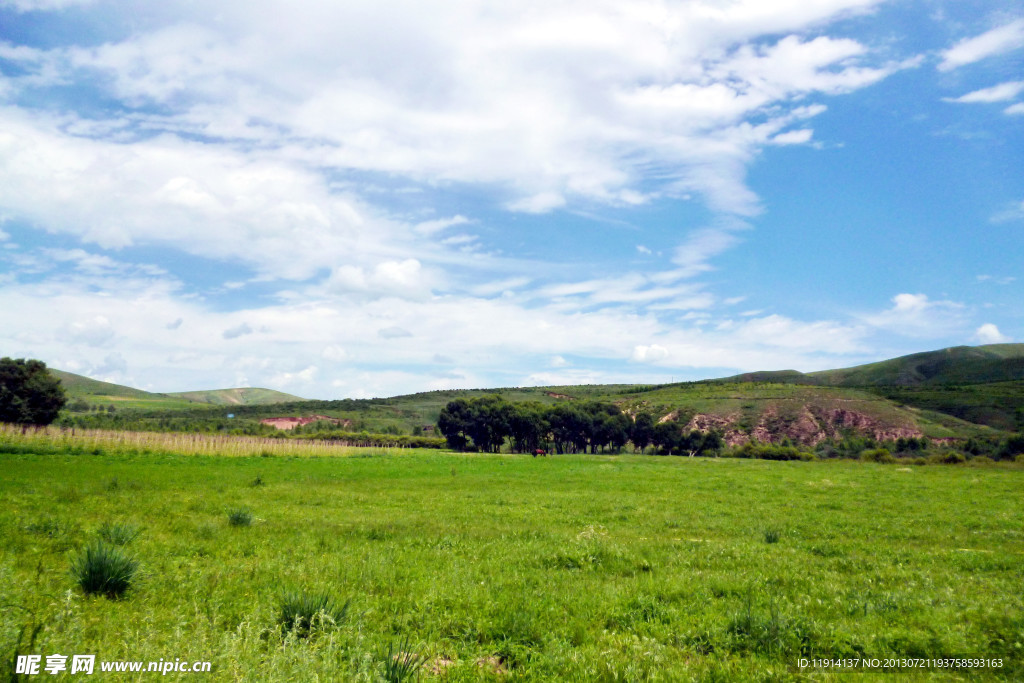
[
  {"x1": 629, "y1": 412, "x2": 655, "y2": 453},
  {"x1": 0, "y1": 358, "x2": 67, "y2": 425},
  {"x1": 437, "y1": 398, "x2": 473, "y2": 450}
]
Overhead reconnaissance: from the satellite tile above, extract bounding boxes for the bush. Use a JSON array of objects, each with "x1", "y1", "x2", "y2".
[
  {"x1": 71, "y1": 541, "x2": 139, "y2": 598},
  {"x1": 278, "y1": 590, "x2": 350, "y2": 637},
  {"x1": 932, "y1": 451, "x2": 966, "y2": 465},
  {"x1": 860, "y1": 448, "x2": 896, "y2": 464},
  {"x1": 227, "y1": 509, "x2": 252, "y2": 527}
]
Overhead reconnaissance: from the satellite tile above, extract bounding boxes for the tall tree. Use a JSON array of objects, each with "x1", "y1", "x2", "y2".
[{"x1": 0, "y1": 358, "x2": 67, "y2": 425}]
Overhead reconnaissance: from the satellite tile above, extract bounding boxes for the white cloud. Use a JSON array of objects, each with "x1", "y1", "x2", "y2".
[
  {"x1": 64, "y1": 315, "x2": 115, "y2": 347},
  {"x1": 321, "y1": 345, "x2": 348, "y2": 362},
  {"x1": 506, "y1": 192, "x2": 567, "y2": 214},
  {"x1": 1006, "y1": 102, "x2": 1024, "y2": 115},
  {"x1": 414, "y1": 215, "x2": 470, "y2": 235},
  {"x1": 862, "y1": 293, "x2": 967, "y2": 338},
  {"x1": 222, "y1": 323, "x2": 253, "y2": 339},
  {"x1": 991, "y1": 199, "x2": 1024, "y2": 223},
  {"x1": 939, "y1": 19, "x2": 1024, "y2": 71},
  {"x1": 974, "y1": 323, "x2": 1011, "y2": 344},
  {"x1": 770, "y1": 129, "x2": 814, "y2": 145},
  {"x1": 632, "y1": 344, "x2": 670, "y2": 363},
  {"x1": 0, "y1": 0, "x2": 905, "y2": 225},
  {"x1": 1, "y1": 0, "x2": 94, "y2": 10},
  {"x1": 945, "y1": 80, "x2": 1024, "y2": 103}
]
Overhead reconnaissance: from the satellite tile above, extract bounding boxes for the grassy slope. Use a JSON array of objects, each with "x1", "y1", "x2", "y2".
[
  {"x1": 52, "y1": 343, "x2": 1024, "y2": 437},
  {"x1": 168, "y1": 387, "x2": 307, "y2": 406},
  {"x1": 809, "y1": 344, "x2": 1024, "y2": 387},
  {"x1": 51, "y1": 369, "x2": 199, "y2": 411},
  {"x1": 52, "y1": 370, "x2": 306, "y2": 410},
  {"x1": 2, "y1": 447, "x2": 1021, "y2": 680}
]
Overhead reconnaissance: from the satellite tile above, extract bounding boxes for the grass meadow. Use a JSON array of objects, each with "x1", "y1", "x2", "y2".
[{"x1": 1, "y1": 436, "x2": 1022, "y2": 680}]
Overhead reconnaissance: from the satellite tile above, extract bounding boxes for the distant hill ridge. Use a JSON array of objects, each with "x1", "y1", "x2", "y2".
[
  {"x1": 51, "y1": 369, "x2": 305, "y2": 408},
  {"x1": 719, "y1": 344, "x2": 1024, "y2": 387}
]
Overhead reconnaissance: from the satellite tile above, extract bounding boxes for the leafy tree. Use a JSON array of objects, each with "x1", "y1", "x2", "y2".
[
  {"x1": 508, "y1": 402, "x2": 548, "y2": 453},
  {"x1": 465, "y1": 395, "x2": 512, "y2": 453},
  {"x1": 0, "y1": 358, "x2": 67, "y2": 425},
  {"x1": 437, "y1": 398, "x2": 473, "y2": 450},
  {"x1": 629, "y1": 412, "x2": 655, "y2": 453}
]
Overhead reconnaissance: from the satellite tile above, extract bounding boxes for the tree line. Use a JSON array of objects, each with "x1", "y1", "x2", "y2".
[{"x1": 436, "y1": 395, "x2": 723, "y2": 455}]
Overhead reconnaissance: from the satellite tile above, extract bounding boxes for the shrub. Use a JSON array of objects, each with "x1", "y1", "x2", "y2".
[
  {"x1": 860, "y1": 448, "x2": 896, "y2": 464},
  {"x1": 933, "y1": 451, "x2": 966, "y2": 465},
  {"x1": 277, "y1": 590, "x2": 349, "y2": 637},
  {"x1": 227, "y1": 509, "x2": 252, "y2": 527},
  {"x1": 97, "y1": 521, "x2": 141, "y2": 546},
  {"x1": 71, "y1": 541, "x2": 139, "y2": 598}
]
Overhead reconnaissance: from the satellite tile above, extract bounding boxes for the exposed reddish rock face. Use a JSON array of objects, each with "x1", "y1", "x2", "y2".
[
  {"x1": 259, "y1": 415, "x2": 350, "y2": 430},
  {"x1": 674, "y1": 404, "x2": 924, "y2": 447}
]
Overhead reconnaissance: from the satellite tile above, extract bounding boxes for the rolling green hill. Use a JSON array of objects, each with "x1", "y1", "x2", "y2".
[
  {"x1": 168, "y1": 388, "x2": 306, "y2": 406},
  {"x1": 50, "y1": 343, "x2": 1024, "y2": 441},
  {"x1": 717, "y1": 344, "x2": 1024, "y2": 387},
  {"x1": 51, "y1": 370, "x2": 307, "y2": 411}
]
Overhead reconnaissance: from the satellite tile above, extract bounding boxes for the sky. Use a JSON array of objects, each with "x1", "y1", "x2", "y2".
[{"x1": 0, "y1": 0, "x2": 1022, "y2": 399}]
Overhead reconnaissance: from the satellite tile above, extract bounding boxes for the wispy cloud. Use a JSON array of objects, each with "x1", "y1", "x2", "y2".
[
  {"x1": 938, "y1": 18, "x2": 1024, "y2": 71},
  {"x1": 944, "y1": 80, "x2": 1024, "y2": 103}
]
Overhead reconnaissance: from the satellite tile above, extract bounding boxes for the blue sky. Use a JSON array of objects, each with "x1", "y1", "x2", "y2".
[{"x1": 0, "y1": 0, "x2": 1021, "y2": 399}]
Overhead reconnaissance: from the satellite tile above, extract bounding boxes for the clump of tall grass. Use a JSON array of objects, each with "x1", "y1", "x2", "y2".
[
  {"x1": 763, "y1": 527, "x2": 781, "y2": 544},
  {"x1": 71, "y1": 541, "x2": 139, "y2": 598},
  {"x1": 381, "y1": 637, "x2": 426, "y2": 683},
  {"x1": 97, "y1": 521, "x2": 141, "y2": 546},
  {"x1": 277, "y1": 590, "x2": 349, "y2": 637},
  {"x1": 227, "y1": 508, "x2": 253, "y2": 527}
]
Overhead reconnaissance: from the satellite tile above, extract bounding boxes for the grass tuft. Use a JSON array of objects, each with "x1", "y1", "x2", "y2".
[
  {"x1": 227, "y1": 508, "x2": 253, "y2": 527},
  {"x1": 277, "y1": 590, "x2": 349, "y2": 637},
  {"x1": 97, "y1": 521, "x2": 141, "y2": 546},
  {"x1": 763, "y1": 528, "x2": 781, "y2": 544},
  {"x1": 381, "y1": 637, "x2": 426, "y2": 683},
  {"x1": 71, "y1": 541, "x2": 139, "y2": 598}
]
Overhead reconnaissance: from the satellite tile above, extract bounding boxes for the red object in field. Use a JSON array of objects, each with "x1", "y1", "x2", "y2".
[{"x1": 532, "y1": 449, "x2": 547, "y2": 457}]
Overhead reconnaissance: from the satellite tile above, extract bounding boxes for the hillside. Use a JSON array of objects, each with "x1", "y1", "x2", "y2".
[
  {"x1": 168, "y1": 388, "x2": 306, "y2": 406},
  {"x1": 51, "y1": 369, "x2": 306, "y2": 411},
  {"x1": 51, "y1": 343, "x2": 1023, "y2": 442},
  {"x1": 718, "y1": 344, "x2": 1024, "y2": 387}
]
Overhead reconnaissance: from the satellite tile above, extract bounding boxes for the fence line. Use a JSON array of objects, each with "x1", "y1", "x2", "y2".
[{"x1": 0, "y1": 424, "x2": 397, "y2": 457}]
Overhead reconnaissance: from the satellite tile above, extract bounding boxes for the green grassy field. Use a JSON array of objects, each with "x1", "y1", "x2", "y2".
[{"x1": 2, "y1": 442, "x2": 1022, "y2": 681}]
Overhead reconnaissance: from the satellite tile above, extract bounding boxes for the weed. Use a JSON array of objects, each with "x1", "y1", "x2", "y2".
[
  {"x1": 97, "y1": 521, "x2": 141, "y2": 546},
  {"x1": 763, "y1": 528, "x2": 781, "y2": 544},
  {"x1": 381, "y1": 637, "x2": 425, "y2": 683},
  {"x1": 277, "y1": 590, "x2": 349, "y2": 637},
  {"x1": 71, "y1": 541, "x2": 139, "y2": 598},
  {"x1": 227, "y1": 509, "x2": 253, "y2": 527},
  {"x1": 249, "y1": 474, "x2": 265, "y2": 487}
]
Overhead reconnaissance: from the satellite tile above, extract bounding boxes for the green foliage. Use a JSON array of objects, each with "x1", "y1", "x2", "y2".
[
  {"x1": 860, "y1": 448, "x2": 896, "y2": 464},
  {"x1": 71, "y1": 541, "x2": 139, "y2": 598},
  {"x1": 380, "y1": 637, "x2": 426, "y2": 683},
  {"x1": 763, "y1": 528, "x2": 781, "y2": 544},
  {"x1": 227, "y1": 508, "x2": 253, "y2": 527},
  {"x1": 277, "y1": 590, "x2": 349, "y2": 637},
  {"x1": 732, "y1": 442, "x2": 814, "y2": 461},
  {"x1": 0, "y1": 357, "x2": 67, "y2": 425},
  {"x1": 97, "y1": 521, "x2": 141, "y2": 546}
]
